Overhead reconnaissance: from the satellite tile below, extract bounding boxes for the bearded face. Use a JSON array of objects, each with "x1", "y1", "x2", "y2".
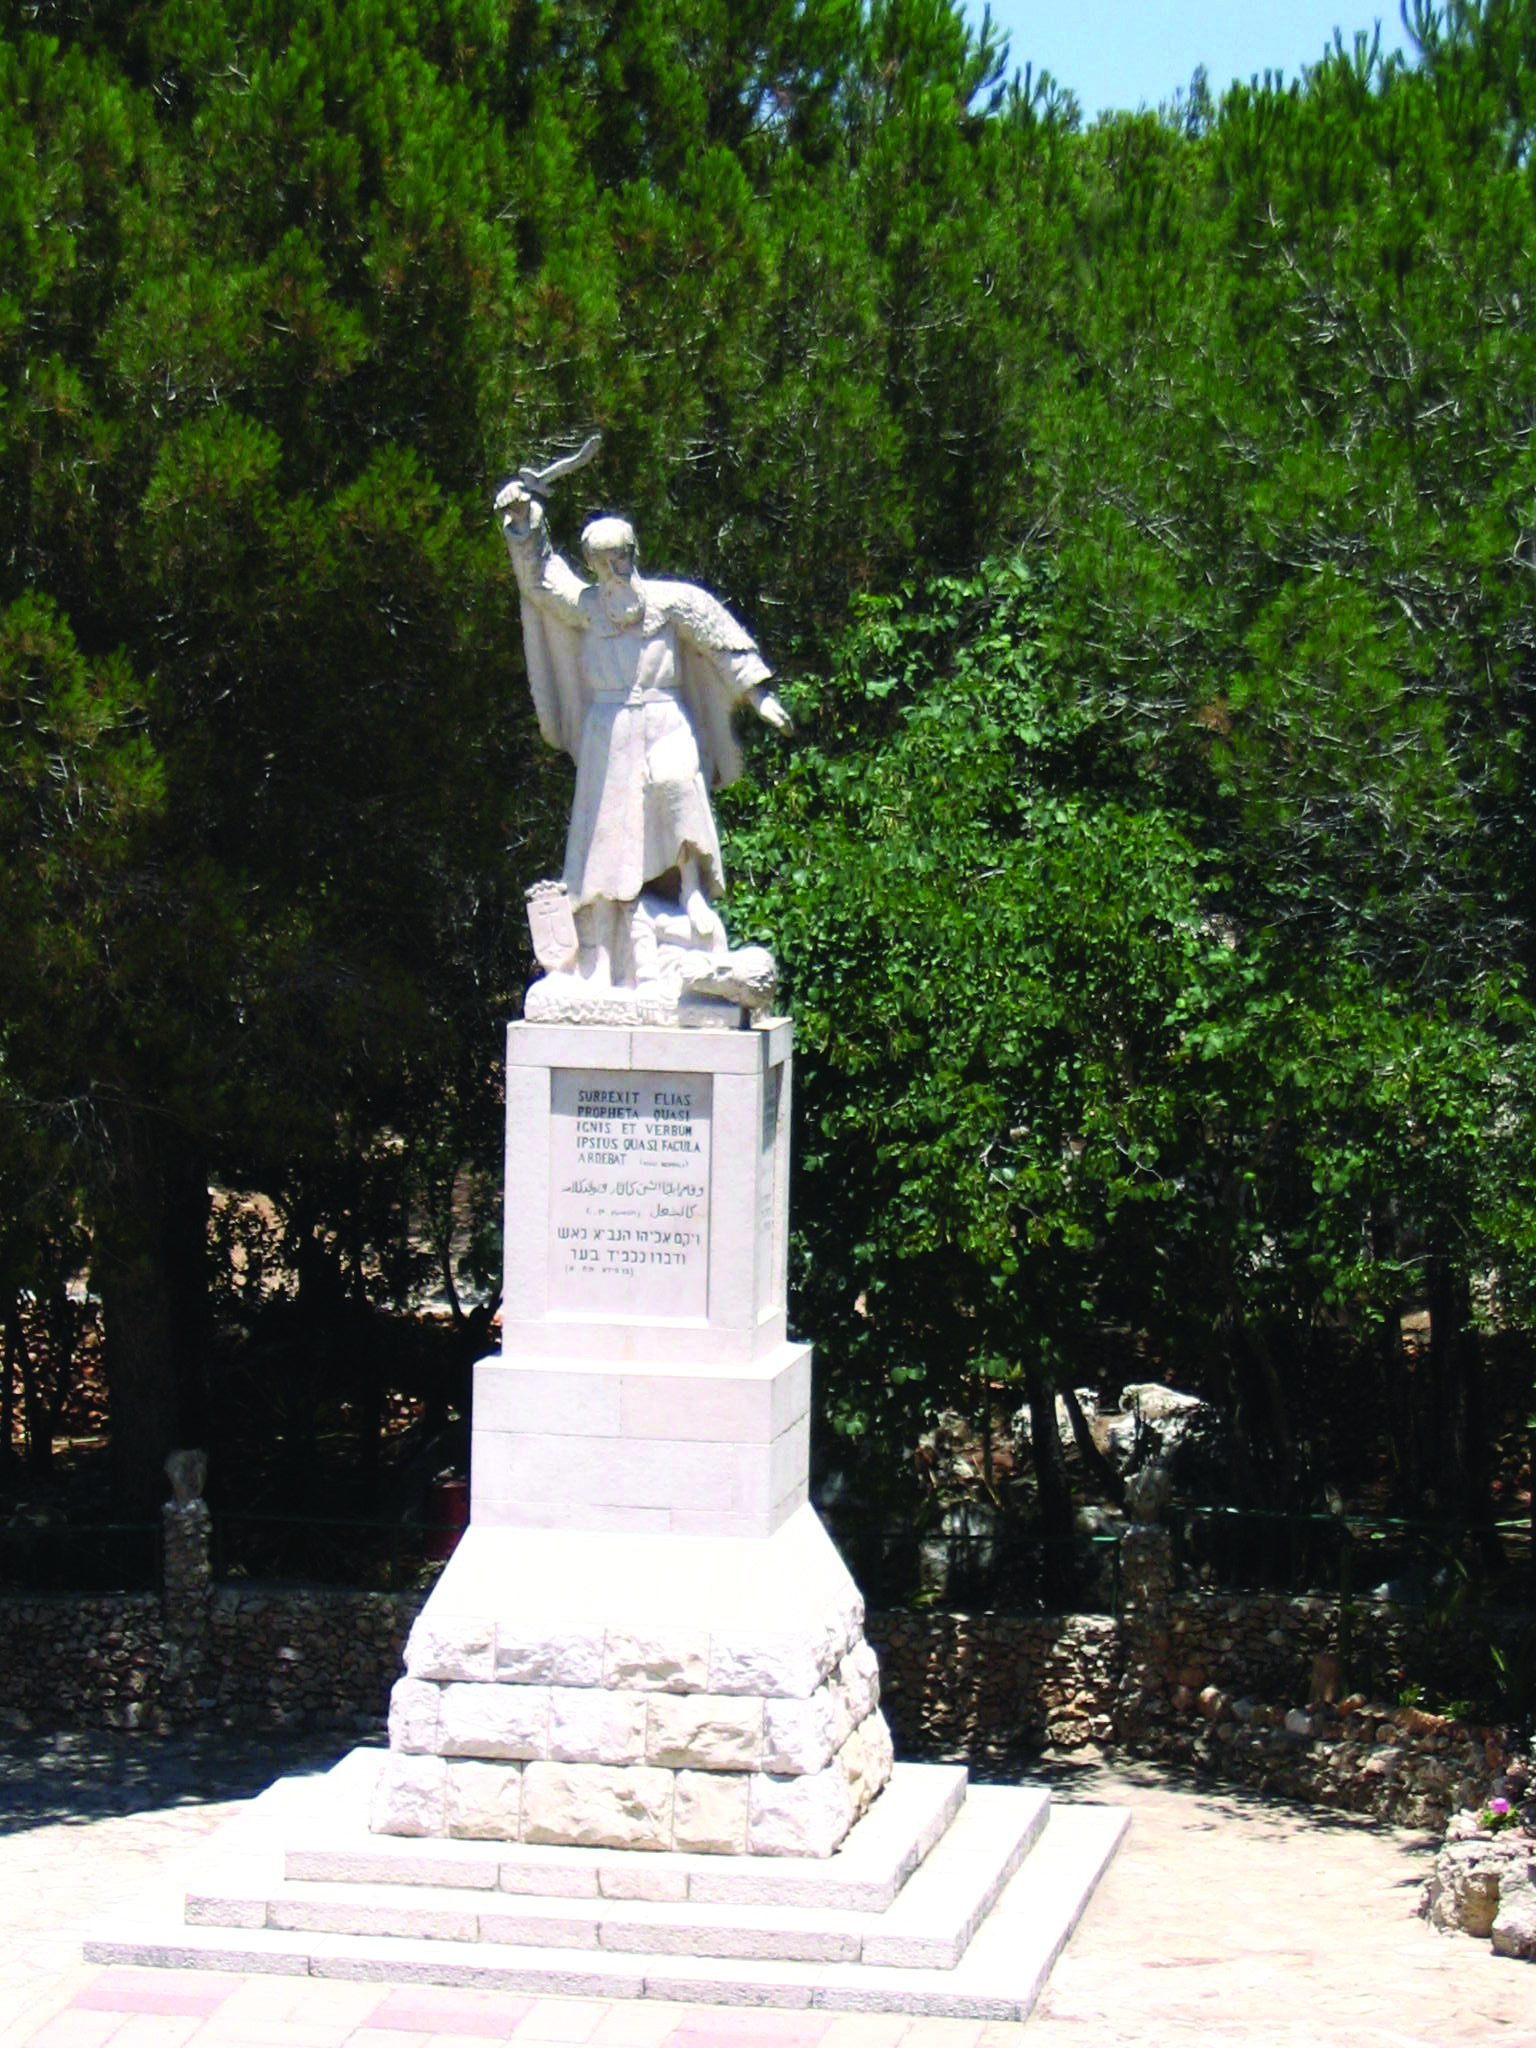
[{"x1": 590, "y1": 547, "x2": 645, "y2": 626}]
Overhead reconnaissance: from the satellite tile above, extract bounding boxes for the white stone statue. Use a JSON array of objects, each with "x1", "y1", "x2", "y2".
[{"x1": 496, "y1": 450, "x2": 789, "y2": 1023}]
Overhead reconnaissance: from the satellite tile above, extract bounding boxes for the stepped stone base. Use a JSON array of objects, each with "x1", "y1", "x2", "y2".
[
  {"x1": 85, "y1": 1749, "x2": 1130, "y2": 2019},
  {"x1": 371, "y1": 1508, "x2": 892, "y2": 1857}
]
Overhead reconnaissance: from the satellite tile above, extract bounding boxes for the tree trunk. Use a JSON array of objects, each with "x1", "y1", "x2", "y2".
[
  {"x1": 1, "y1": 1293, "x2": 16, "y2": 1474},
  {"x1": 164, "y1": 1155, "x2": 212, "y2": 1451},
  {"x1": 1428, "y1": 1244, "x2": 1501, "y2": 1571},
  {"x1": 1061, "y1": 1383, "x2": 1126, "y2": 1508},
  {"x1": 1379, "y1": 1306, "x2": 1421, "y2": 1508},
  {"x1": 94, "y1": 1108, "x2": 180, "y2": 1513},
  {"x1": 1025, "y1": 1368, "x2": 1075, "y2": 1607}
]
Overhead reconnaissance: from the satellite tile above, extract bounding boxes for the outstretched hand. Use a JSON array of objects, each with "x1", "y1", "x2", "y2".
[{"x1": 754, "y1": 689, "x2": 794, "y2": 736}]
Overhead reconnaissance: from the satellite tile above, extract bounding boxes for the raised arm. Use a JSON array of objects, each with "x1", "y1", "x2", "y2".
[{"x1": 494, "y1": 480, "x2": 588, "y2": 628}]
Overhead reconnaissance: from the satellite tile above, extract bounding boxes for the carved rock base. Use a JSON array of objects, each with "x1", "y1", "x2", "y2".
[
  {"x1": 369, "y1": 1510, "x2": 892, "y2": 1857},
  {"x1": 524, "y1": 974, "x2": 745, "y2": 1030}
]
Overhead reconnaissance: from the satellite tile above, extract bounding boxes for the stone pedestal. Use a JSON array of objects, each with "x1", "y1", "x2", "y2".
[
  {"x1": 86, "y1": 1023, "x2": 1129, "y2": 2007},
  {"x1": 371, "y1": 1019, "x2": 893, "y2": 1856}
]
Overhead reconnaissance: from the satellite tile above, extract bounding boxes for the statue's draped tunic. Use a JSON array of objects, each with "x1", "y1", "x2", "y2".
[{"x1": 504, "y1": 524, "x2": 770, "y2": 910}]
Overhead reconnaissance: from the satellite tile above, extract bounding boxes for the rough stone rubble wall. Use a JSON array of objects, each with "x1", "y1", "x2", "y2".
[{"x1": 0, "y1": 1512, "x2": 1520, "y2": 1833}]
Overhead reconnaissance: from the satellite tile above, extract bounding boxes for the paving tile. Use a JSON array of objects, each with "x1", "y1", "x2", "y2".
[
  {"x1": 669, "y1": 2019, "x2": 830, "y2": 2048},
  {"x1": 107, "y1": 2019, "x2": 204, "y2": 2048},
  {"x1": 23, "y1": 2013, "x2": 127, "y2": 2048},
  {"x1": 365, "y1": 1988, "x2": 531, "y2": 2039},
  {"x1": 586, "y1": 2002, "x2": 691, "y2": 2047},
  {"x1": 73, "y1": 1972, "x2": 234, "y2": 2018},
  {"x1": 672, "y1": 2017, "x2": 830, "y2": 2039},
  {"x1": 511, "y1": 2001, "x2": 613, "y2": 2043},
  {"x1": 887, "y1": 2025, "x2": 984, "y2": 2048},
  {"x1": 817, "y1": 2018, "x2": 913, "y2": 2048},
  {"x1": 187, "y1": 1997, "x2": 369, "y2": 2048}
]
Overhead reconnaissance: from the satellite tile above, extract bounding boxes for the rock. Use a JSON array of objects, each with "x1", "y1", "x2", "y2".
[
  {"x1": 404, "y1": 1615, "x2": 495, "y2": 1684},
  {"x1": 1125, "y1": 1465, "x2": 1172, "y2": 1524},
  {"x1": 1198, "y1": 1686, "x2": 1232, "y2": 1723},
  {"x1": 387, "y1": 1677, "x2": 441, "y2": 1754},
  {"x1": 761, "y1": 1692, "x2": 839, "y2": 1775},
  {"x1": 521, "y1": 1762, "x2": 674, "y2": 1850},
  {"x1": 673, "y1": 1769, "x2": 750, "y2": 1854},
  {"x1": 646, "y1": 1693, "x2": 763, "y2": 1770},
  {"x1": 748, "y1": 1766, "x2": 853, "y2": 1858},
  {"x1": 1119, "y1": 1383, "x2": 1205, "y2": 1426},
  {"x1": 1284, "y1": 1709, "x2": 1314, "y2": 1738},
  {"x1": 1423, "y1": 1837, "x2": 1526, "y2": 1939},
  {"x1": 494, "y1": 1629, "x2": 605, "y2": 1688},
  {"x1": 1491, "y1": 1864, "x2": 1536, "y2": 1961},
  {"x1": 708, "y1": 1630, "x2": 829, "y2": 1700},
  {"x1": 438, "y1": 1681, "x2": 549, "y2": 1759},
  {"x1": 370, "y1": 1753, "x2": 447, "y2": 1837},
  {"x1": 840, "y1": 1710, "x2": 894, "y2": 1816},
  {"x1": 838, "y1": 1639, "x2": 881, "y2": 1722},
  {"x1": 604, "y1": 1630, "x2": 710, "y2": 1693},
  {"x1": 548, "y1": 1686, "x2": 647, "y2": 1765},
  {"x1": 446, "y1": 1759, "x2": 522, "y2": 1839}
]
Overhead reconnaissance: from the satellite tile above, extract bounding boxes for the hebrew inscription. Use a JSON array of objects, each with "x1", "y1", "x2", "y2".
[{"x1": 549, "y1": 1070, "x2": 711, "y2": 1317}]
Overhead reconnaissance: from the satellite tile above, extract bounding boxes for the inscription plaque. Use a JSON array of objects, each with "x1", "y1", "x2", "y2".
[{"x1": 549, "y1": 1070, "x2": 711, "y2": 1318}]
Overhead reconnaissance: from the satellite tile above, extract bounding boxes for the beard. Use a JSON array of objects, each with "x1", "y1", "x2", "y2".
[{"x1": 600, "y1": 575, "x2": 645, "y2": 628}]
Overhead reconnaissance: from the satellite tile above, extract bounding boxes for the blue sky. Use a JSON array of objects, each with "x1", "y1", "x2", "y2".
[{"x1": 966, "y1": 2, "x2": 1415, "y2": 120}]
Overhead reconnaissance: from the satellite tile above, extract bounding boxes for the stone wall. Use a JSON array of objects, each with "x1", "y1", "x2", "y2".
[
  {"x1": 0, "y1": 1580, "x2": 423, "y2": 1736},
  {"x1": 868, "y1": 1526, "x2": 1522, "y2": 1830},
  {"x1": 867, "y1": 1610, "x2": 1118, "y2": 1756},
  {"x1": 0, "y1": 1505, "x2": 1520, "y2": 1835},
  {"x1": 0, "y1": 1496, "x2": 425, "y2": 1736}
]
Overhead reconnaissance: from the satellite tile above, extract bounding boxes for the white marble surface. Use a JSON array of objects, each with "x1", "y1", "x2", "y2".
[
  {"x1": 496, "y1": 476, "x2": 790, "y2": 1011},
  {"x1": 499, "y1": 1020, "x2": 793, "y2": 1369}
]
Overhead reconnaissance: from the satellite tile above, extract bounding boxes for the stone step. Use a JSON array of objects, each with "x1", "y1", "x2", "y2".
[
  {"x1": 183, "y1": 1785, "x2": 1049, "y2": 1971},
  {"x1": 86, "y1": 1801, "x2": 1129, "y2": 2022},
  {"x1": 285, "y1": 1749, "x2": 968, "y2": 1913}
]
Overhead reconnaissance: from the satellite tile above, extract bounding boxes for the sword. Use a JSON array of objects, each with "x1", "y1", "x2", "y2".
[{"x1": 497, "y1": 433, "x2": 602, "y2": 508}]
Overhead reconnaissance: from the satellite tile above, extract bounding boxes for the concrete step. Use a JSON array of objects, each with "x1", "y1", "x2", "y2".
[
  {"x1": 284, "y1": 1749, "x2": 969, "y2": 1913},
  {"x1": 182, "y1": 1785, "x2": 1049, "y2": 1971},
  {"x1": 86, "y1": 1800, "x2": 1130, "y2": 2021}
]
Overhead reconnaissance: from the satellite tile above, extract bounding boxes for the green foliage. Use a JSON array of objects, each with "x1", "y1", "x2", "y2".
[{"x1": 0, "y1": 0, "x2": 1533, "y2": 1532}]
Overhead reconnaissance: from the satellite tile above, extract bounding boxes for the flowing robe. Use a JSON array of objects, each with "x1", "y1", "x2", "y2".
[{"x1": 505, "y1": 524, "x2": 770, "y2": 910}]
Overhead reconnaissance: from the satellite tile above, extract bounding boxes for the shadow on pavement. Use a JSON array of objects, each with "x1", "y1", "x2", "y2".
[
  {"x1": 0, "y1": 1729, "x2": 360, "y2": 1834},
  {"x1": 921, "y1": 1737, "x2": 1444, "y2": 1848}
]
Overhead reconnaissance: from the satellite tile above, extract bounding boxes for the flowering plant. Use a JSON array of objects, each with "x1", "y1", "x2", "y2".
[{"x1": 1479, "y1": 1797, "x2": 1513, "y2": 1833}]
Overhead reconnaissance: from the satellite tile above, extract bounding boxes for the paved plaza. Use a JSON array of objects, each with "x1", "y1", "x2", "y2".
[{"x1": 0, "y1": 1734, "x2": 1529, "y2": 2048}]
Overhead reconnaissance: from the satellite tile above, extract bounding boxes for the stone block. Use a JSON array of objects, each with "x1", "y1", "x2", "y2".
[
  {"x1": 387, "y1": 1677, "x2": 441, "y2": 1755},
  {"x1": 439, "y1": 1682, "x2": 549, "y2": 1759},
  {"x1": 370, "y1": 1753, "x2": 447, "y2": 1838},
  {"x1": 495, "y1": 1628, "x2": 606, "y2": 1688},
  {"x1": 618, "y1": 1373, "x2": 775, "y2": 1445},
  {"x1": 747, "y1": 1767, "x2": 854, "y2": 1859},
  {"x1": 550, "y1": 1686, "x2": 647, "y2": 1765},
  {"x1": 521, "y1": 1762, "x2": 674, "y2": 1851},
  {"x1": 709, "y1": 1631, "x2": 826, "y2": 1701},
  {"x1": 474, "y1": 1362, "x2": 623, "y2": 1438},
  {"x1": 647, "y1": 1693, "x2": 763, "y2": 1771},
  {"x1": 840, "y1": 1710, "x2": 895, "y2": 1818},
  {"x1": 404, "y1": 1614, "x2": 495, "y2": 1684},
  {"x1": 839, "y1": 1639, "x2": 881, "y2": 1722},
  {"x1": 673, "y1": 1770, "x2": 750, "y2": 1854},
  {"x1": 604, "y1": 1629, "x2": 709, "y2": 1693},
  {"x1": 446, "y1": 1760, "x2": 523, "y2": 1840},
  {"x1": 761, "y1": 1692, "x2": 837, "y2": 1776}
]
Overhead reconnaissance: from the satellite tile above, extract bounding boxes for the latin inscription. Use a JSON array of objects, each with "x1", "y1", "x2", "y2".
[{"x1": 549, "y1": 1070, "x2": 711, "y2": 1317}]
